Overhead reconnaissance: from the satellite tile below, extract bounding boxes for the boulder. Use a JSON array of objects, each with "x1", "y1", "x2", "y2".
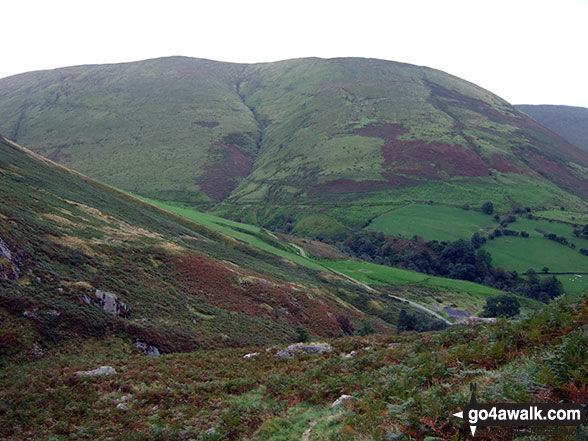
[
  {"x1": 93, "y1": 289, "x2": 130, "y2": 317},
  {"x1": 286, "y1": 342, "x2": 332, "y2": 355},
  {"x1": 75, "y1": 366, "x2": 117, "y2": 377},
  {"x1": 135, "y1": 340, "x2": 160, "y2": 356},
  {"x1": 275, "y1": 349, "x2": 295, "y2": 359},
  {"x1": 331, "y1": 394, "x2": 353, "y2": 408},
  {"x1": 30, "y1": 342, "x2": 44, "y2": 358},
  {"x1": 0, "y1": 237, "x2": 12, "y2": 260},
  {"x1": 276, "y1": 343, "x2": 333, "y2": 359},
  {"x1": 243, "y1": 352, "x2": 260, "y2": 359}
]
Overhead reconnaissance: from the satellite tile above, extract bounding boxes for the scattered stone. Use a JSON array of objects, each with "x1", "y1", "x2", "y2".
[
  {"x1": 24, "y1": 309, "x2": 60, "y2": 319},
  {"x1": 135, "y1": 340, "x2": 160, "y2": 356},
  {"x1": 205, "y1": 428, "x2": 217, "y2": 435},
  {"x1": 30, "y1": 342, "x2": 44, "y2": 358},
  {"x1": 331, "y1": 394, "x2": 353, "y2": 408},
  {"x1": 0, "y1": 237, "x2": 12, "y2": 260},
  {"x1": 301, "y1": 421, "x2": 317, "y2": 441},
  {"x1": 243, "y1": 352, "x2": 260, "y2": 359},
  {"x1": 82, "y1": 295, "x2": 91, "y2": 305},
  {"x1": 116, "y1": 403, "x2": 128, "y2": 410},
  {"x1": 119, "y1": 395, "x2": 131, "y2": 403},
  {"x1": 7, "y1": 266, "x2": 19, "y2": 280},
  {"x1": 23, "y1": 310, "x2": 39, "y2": 319},
  {"x1": 461, "y1": 317, "x2": 497, "y2": 325},
  {"x1": 237, "y1": 278, "x2": 248, "y2": 288},
  {"x1": 363, "y1": 346, "x2": 373, "y2": 351},
  {"x1": 93, "y1": 289, "x2": 130, "y2": 317},
  {"x1": 388, "y1": 343, "x2": 401, "y2": 348},
  {"x1": 75, "y1": 366, "x2": 117, "y2": 377},
  {"x1": 275, "y1": 349, "x2": 295, "y2": 360},
  {"x1": 35, "y1": 277, "x2": 41, "y2": 283},
  {"x1": 342, "y1": 351, "x2": 357, "y2": 358},
  {"x1": 57, "y1": 287, "x2": 64, "y2": 294}
]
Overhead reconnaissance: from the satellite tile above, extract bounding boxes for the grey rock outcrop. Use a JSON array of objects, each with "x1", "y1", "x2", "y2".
[
  {"x1": 331, "y1": 394, "x2": 353, "y2": 408},
  {"x1": 0, "y1": 237, "x2": 12, "y2": 260},
  {"x1": 275, "y1": 349, "x2": 295, "y2": 359},
  {"x1": 275, "y1": 342, "x2": 333, "y2": 359},
  {"x1": 92, "y1": 289, "x2": 130, "y2": 317},
  {"x1": 287, "y1": 342, "x2": 332, "y2": 354},
  {"x1": 135, "y1": 340, "x2": 160, "y2": 356},
  {"x1": 75, "y1": 366, "x2": 117, "y2": 377}
]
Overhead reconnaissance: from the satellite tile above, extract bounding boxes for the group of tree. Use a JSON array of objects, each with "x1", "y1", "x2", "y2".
[
  {"x1": 332, "y1": 230, "x2": 563, "y2": 303},
  {"x1": 481, "y1": 295, "x2": 520, "y2": 318}
]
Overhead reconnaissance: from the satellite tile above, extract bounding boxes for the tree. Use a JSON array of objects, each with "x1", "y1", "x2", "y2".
[
  {"x1": 337, "y1": 315, "x2": 355, "y2": 335},
  {"x1": 481, "y1": 295, "x2": 520, "y2": 318},
  {"x1": 356, "y1": 320, "x2": 375, "y2": 336},
  {"x1": 295, "y1": 325, "x2": 309, "y2": 342},
  {"x1": 397, "y1": 309, "x2": 417, "y2": 332},
  {"x1": 482, "y1": 202, "x2": 494, "y2": 215},
  {"x1": 471, "y1": 232, "x2": 485, "y2": 249}
]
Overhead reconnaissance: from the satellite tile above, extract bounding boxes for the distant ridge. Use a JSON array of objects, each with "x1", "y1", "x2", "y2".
[{"x1": 516, "y1": 104, "x2": 588, "y2": 153}]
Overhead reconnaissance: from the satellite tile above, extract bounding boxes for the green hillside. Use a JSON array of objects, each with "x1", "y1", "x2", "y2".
[{"x1": 1, "y1": 134, "x2": 415, "y2": 358}]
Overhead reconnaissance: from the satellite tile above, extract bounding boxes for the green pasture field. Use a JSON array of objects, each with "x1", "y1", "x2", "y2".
[
  {"x1": 367, "y1": 203, "x2": 495, "y2": 241},
  {"x1": 483, "y1": 236, "x2": 586, "y2": 275}
]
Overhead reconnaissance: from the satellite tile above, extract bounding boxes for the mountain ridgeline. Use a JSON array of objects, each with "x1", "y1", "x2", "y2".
[
  {"x1": 0, "y1": 57, "x2": 587, "y2": 235},
  {"x1": 516, "y1": 104, "x2": 588, "y2": 153}
]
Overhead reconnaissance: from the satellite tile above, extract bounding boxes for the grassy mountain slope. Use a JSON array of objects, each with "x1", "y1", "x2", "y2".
[
  {"x1": 2, "y1": 134, "x2": 419, "y2": 359},
  {"x1": 517, "y1": 104, "x2": 588, "y2": 153},
  {"x1": 0, "y1": 57, "x2": 257, "y2": 204},
  {"x1": 229, "y1": 58, "x2": 588, "y2": 206}
]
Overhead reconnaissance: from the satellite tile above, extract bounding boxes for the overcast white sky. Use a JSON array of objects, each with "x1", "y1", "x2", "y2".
[{"x1": 3, "y1": 0, "x2": 587, "y2": 107}]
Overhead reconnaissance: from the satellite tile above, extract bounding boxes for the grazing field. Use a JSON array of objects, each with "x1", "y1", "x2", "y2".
[
  {"x1": 556, "y1": 274, "x2": 588, "y2": 295},
  {"x1": 367, "y1": 203, "x2": 495, "y2": 241},
  {"x1": 483, "y1": 235, "x2": 586, "y2": 274},
  {"x1": 507, "y1": 217, "x2": 588, "y2": 247}
]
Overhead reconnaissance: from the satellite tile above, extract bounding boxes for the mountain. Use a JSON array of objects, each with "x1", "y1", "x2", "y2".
[
  {"x1": 1, "y1": 57, "x2": 587, "y2": 237},
  {"x1": 516, "y1": 104, "x2": 588, "y2": 153}
]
